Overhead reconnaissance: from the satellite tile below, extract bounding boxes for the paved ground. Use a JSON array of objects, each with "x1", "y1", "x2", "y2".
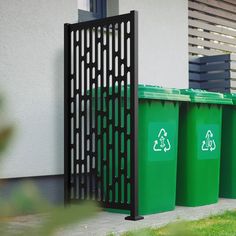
[
  {"x1": 3, "y1": 198, "x2": 236, "y2": 236},
  {"x1": 0, "y1": 214, "x2": 45, "y2": 235}
]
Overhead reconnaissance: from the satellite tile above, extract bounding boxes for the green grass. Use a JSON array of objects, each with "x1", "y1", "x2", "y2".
[{"x1": 123, "y1": 210, "x2": 236, "y2": 236}]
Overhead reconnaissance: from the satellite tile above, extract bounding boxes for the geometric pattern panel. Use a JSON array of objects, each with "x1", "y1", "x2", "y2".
[{"x1": 64, "y1": 11, "x2": 139, "y2": 216}]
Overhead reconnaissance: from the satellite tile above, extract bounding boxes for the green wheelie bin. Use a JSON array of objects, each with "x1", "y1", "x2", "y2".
[
  {"x1": 176, "y1": 89, "x2": 232, "y2": 207},
  {"x1": 220, "y1": 93, "x2": 236, "y2": 198},
  {"x1": 104, "y1": 85, "x2": 189, "y2": 215},
  {"x1": 137, "y1": 86, "x2": 189, "y2": 215}
]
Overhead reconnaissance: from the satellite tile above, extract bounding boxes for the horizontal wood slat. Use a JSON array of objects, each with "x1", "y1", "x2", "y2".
[
  {"x1": 189, "y1": 63, "x2": 201, "y2": 72},
  {"x1": 223, "y1": 0, "x2": 236, "y2": 6},
  {"x1": 200, "y1": 72, "x2": 231, "y2": 81},
  {"x1": 189, "y1": 1, "x2": 236, "y2": 22},
  {"x1": 200, "y1": 54, "x2": 231, "y2": 63},
  {"x1": 201, "y1": 63, "x2": 231, "y2": 72},
  {"x1": 189, "y1": 37, "x2": 236, "y2": 53},
  {"x1": 189, "y1": 28, "x2": 236, "y2": 45},
  {"x1": 189, "y1": 19, "x2": 236, "y2": 37},
  {"x1": 189, "y1": 46, "x2": 221, "y2": 56},
  {"x1": 189, "y1": 0, "x2": 236, "y2": 56},
  {"x1": 194, "y1": 0, "x2": 236, "y2": 14},
  {"x1": 189, "y1": 10, "x2": 236, "y2": 29}
]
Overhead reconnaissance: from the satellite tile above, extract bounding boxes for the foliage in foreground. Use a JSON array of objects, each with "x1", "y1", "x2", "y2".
[
  {"x1": 0, "y1": 94, "x2": 13, "y2": 157},
  {"x1": 0, "y1": 93, "x2": 99, "y2": 235},
  {"x1": 0, "y1": 201, "x2": 99, "y2": 236},
  {"x1": 123, "y1": 210, "x2": 236, "y2": 236}
]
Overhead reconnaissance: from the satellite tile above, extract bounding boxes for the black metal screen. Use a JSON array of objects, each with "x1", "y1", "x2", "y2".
[{"x1": 64, "y1": 11, "x2": 142, "y2": 220}]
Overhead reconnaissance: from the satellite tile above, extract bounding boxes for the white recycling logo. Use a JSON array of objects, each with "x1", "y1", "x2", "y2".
[
  {"x1": 201, "y1": 130, "x2": 216, "y2": 152},
  {"x1": 153, "y1": 128, "x2": 171, "y2": 152}
]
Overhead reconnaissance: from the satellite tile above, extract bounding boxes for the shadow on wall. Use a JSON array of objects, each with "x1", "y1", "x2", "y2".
[{"x1": 53, "y1": 49, "x2": 64, "y2": 176}]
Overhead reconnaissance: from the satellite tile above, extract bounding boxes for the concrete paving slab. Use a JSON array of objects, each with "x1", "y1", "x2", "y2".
[
  {"x1": 2, "y1": 198, "x2": 236, "y2": 236},
  {"x1": 57, "y1": 198, "x2": 236, "y2": 236}
]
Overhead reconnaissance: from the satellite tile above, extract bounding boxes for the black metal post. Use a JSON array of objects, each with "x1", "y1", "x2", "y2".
[
  {"x1": 125, "y1": 11, "x2": 143, "y2": 221},
  {"x1": 64, "y1": 23, "x2": 71, "y2": 205}
]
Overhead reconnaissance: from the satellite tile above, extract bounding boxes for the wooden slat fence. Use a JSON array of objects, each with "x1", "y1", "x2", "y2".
[
  {"x1": 189, "y1": 0, "x2": 236, "y2": 56},
  {"x1": 189, "y1": 54, "x2": 236, "y2": 93}
]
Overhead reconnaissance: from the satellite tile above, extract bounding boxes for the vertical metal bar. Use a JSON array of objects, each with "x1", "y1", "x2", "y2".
[
  {"x1": 100, "y1": 25, "x2": 105, "y2": 202},
  {"x1": 89, "y1": 27, "x2": 93, "y2": 199},
  {"x1": 84, "y1": 28, "x2": 88, "y2": 199},
  {"x1": 125, "y1": 11, "x2": 143, "y2": 221},
  {"x1": 78, "y1": 29, "x2": 83, "y2": 200},
  {"x1": 111, "y1": 23, "x2": 116, "y2": 203},
  {"x1": 105, "y1": 24, "x2": 110, "y2": 202},
  {"x1": 94, "y1": 26, "x2": 101, "y2": 201},
  {"x1": 64, "y1": 23, "x2": 71, "y2": 204},
  {"x1": 72, "y1": 29, "x2": 77, "y2": 199},
  {"x1": 123, "y1": 20, "x2": 128, "y2": 206},
  {"x1": 117, "y1": 22, "x2": 122, "y2": 203}
]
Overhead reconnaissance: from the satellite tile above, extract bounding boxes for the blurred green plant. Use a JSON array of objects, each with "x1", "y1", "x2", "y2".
[
  {"x1": 0, "y1": 201, "x2": 99, "y2": 236},
  {"x1": 0, "y1": 126, "x2": 14, "y2": 154},
  {"x1": 0, "y1": 181, "x2": 50, "y2": 218},
  {"x1": 0, "y1": 95, "x2": 14, "y2": 156},
  {"x1": 0, "y1": 93, "x2": 99, "y2": 235}
]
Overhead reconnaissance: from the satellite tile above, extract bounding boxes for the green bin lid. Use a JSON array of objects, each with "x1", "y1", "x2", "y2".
[
  {"x1": 93, "y1": 85, "x2": 190, "y2": 101},
  {"x1": 180, "y1": 89, "x2": 232, "y2": 105},
  {"x1": 224, "y1": 93, "x2": 236, "y2": 105},
  {"x1": 138, "y1": 85, "x2": 190, "y2": 101}
]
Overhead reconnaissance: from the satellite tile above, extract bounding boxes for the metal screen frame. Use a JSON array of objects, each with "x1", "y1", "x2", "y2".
[{"x1": 64, "y1": 11, "x2": 143, "y2": 220}]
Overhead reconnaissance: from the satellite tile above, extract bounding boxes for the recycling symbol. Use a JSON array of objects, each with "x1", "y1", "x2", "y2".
[
  {"x1": 201, "y1": 130, "x2": 216, "y2": 152},
  {"x1": 153, "y1": 128, "x2": 171, "y2": 152}
]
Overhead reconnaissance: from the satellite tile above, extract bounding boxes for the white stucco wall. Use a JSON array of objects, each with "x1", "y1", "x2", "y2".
[
  {"x1": 0, "y1": 0, "x2": 187, "y2": 179},
  {"x1": 0, "y1": 0, "x2": 77, "y2": 178},
  {"x1": 119, "y1": 0, "x2": 188, "y2": 88}
]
